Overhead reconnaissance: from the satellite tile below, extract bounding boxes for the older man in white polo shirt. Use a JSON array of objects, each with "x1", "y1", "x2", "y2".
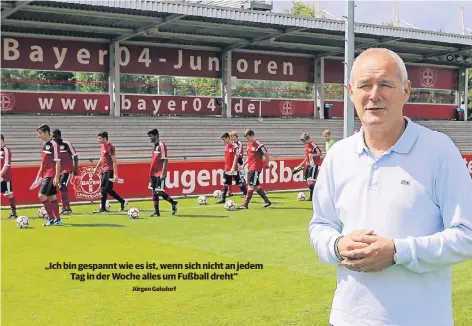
[{"x1": 308, "y1": 48, "x2": 472, "y2": 326}]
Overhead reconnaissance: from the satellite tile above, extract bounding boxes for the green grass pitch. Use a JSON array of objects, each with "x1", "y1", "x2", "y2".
[{"x1": 2, "y1": 192, "x2": 471, "y2": 326}]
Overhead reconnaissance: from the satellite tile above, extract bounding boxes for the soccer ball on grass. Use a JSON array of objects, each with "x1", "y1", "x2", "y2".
[
  {"x1": 16, "y1": 216, "x2": 29, "y2": 229},
  {"x1": 197, "y1": 196, "x2": 208, "y2": 205},
  {"x1": 297, "y1": 192, "x2": 307, "y2": 201},
  {"x1": 128, "y1": 207, "x2": 140, "y2": 219},
  {"x1": 224, "y1": 200, "x2": 236, "y2": 211}
]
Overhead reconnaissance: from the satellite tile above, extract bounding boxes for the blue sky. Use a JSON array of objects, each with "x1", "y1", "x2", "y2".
[{"x1": 272, "y1": 1, "x2": 472, "y2": 35}]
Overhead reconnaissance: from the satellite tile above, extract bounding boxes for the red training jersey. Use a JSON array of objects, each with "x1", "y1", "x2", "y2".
[
  {"x1": 150, "y1": 141, "x2": 168, "y2": 177},
  {"x1": 224, "y1": 143, "x2": 238, "y2": 172},
  {"x1": 1, "y1": 146, "x2": 13, "y2": 181},
  {"x1": 41, "y1": 140, "x2": 60, "y2": 178},
  {"x1": 57, "y1": 138, "x2": 78, "y2": 173},
  {"x1": 100, "y1": 142, "x2": 115, "y2": 172},
  {"x1": 247, "y1": 140, "x2": 268, "y2": 172},
  {"x1": 305, "y1": 141, "x2": 322, "y2": 166}
]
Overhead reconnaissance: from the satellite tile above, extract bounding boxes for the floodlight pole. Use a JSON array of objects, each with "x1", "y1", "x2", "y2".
[{"x1": 344, "y1": 0, "x2": 355, "y2": 138}]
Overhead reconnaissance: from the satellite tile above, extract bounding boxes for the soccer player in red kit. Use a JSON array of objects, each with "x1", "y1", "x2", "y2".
[
  {"x1": 229, "y1": 131, "x2": 247, "y2": 197},
  {"x1": 35, "y1": 124, "x2": 62, "y2": 226},
  {"x1": 52, "y1": 129, "x2": 78, "y2": 215},
  {"x1": 1, "y1": 134, "x2": 17, "y2": 218},
  {"x1": 240, "y1": 129, "x2": 271, "y2": 209},
  {"x1": 217, "y1": 132, "x2": 247, "y2": 204},
  {"x1": 294, "y1": 133, "x2": 322, "y2": 201},
  {"x1": 93, "y1": 131, "x2": 128, "y2": 213},
  {"x1": 147, "y1": 129, "x2": 178, "y2": 217}
]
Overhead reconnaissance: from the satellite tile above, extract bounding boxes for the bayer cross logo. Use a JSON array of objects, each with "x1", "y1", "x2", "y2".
[
  {"x1": 420, "y1": 68, "x2": 436, "y2": 88},
  {"x1": 279, "y1": 101, "x2": 295, "y2": 116},
  {"x1": 0, "y1": 93, "x2": 16, "y2": 112},
  {"x1": 72, "y1": 166, "x2": 102, "y2": 201}
]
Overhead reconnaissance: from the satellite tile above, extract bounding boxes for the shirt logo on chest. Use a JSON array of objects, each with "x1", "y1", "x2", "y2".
[{"x1": 401, "y1": 180, "x2": 410, "y2": 185}]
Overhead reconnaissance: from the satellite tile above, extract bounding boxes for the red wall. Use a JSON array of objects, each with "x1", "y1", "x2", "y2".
[
  {"x1": 326, "y1": 101, "x2": 457, "y2": 120},
  {"x1": 324, "y1": 59, "x2": 458, "y2": 90},
  {"x1": 232, "y1": 52, "x2": 313, "y2": 82},
  {"x1": 121, "y1": 95, "x2": 222, "y2": 115},
  {"x1": 231, "y1": 98, "x2": 314, "y2": 117},
  {"x1": 0, "y1": 91, "x2": 110, "y2": 114}
]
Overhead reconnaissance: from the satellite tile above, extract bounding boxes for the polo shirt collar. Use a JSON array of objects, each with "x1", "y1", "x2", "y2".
[{"x1": 354, "y1": 117, "x2": 418, "y2": 155}]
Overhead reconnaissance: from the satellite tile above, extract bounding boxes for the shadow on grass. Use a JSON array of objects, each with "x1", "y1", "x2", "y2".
[
  {"x1": 176, "y1": 214, "x2": 229, "y2": 218},
  {"x1": 68, "y1": 223, "x2": 126, "y2": 228},
  {"x1": 269, "y1": 207, "x2": 312, "y2": 211}
]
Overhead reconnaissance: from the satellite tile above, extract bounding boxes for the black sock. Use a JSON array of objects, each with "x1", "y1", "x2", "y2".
[
  {"x1": 222, "y1": 185, "x2": 228, "y2": 201},
  {"x1": 309, "y1": 184, "x2": 314, "y2": 199},
  {"x1": 152, "y1": 193, "x2": 160, "y2": 213},
  {"x1": 101, "y1": 189, "x2": 107, "y2": 210}
]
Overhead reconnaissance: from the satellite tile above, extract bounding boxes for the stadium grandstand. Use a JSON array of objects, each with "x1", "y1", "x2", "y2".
[
  {"x1": 1, "y1": 116, "x2": 471, "y2": 163},
  {"x1": 2, "y1": 2, "x2": 472, "y2": 326}
]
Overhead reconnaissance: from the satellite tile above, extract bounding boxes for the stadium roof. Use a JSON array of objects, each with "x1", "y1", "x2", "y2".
[{"x1": 1, "y1": 0, "x2": 472, "y2": 66}]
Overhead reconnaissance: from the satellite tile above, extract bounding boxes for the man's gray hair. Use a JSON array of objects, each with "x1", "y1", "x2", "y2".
[{"x1": 350, "y1": 48, "x2": 408, "y2": 87}]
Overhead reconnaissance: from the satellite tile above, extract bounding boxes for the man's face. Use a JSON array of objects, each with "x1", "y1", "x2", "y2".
[
  {"x1": 97, "y1": 136, "x2": 106, "y2": 144},
  {"x1": 222, "y1": 137, "x2": 231, "y2": 145},
  {"x1": 149, "y1": 134, "x2": 158, "y2": 143},
  {"x1": 301, "y1": 138, "x2": 309, "y2": 145},
  {"x1": 230, "y1": 135, "x2": 237, "y2": 142},
  {"x1": 323, "y1": 133, "x2": 331, "y2": 141},
  {"x1": 37, "y1": 130, "x2": 49, "y2": 141},
  {"x1": 245, "y1": 135, "x2": 256, "y2": 143},
  {"x1": 348, "y1": 53, "x2": 411, "y2": 127},
  {"x1": 0, "y1": 139, "x2": 4, "y2": 147}
]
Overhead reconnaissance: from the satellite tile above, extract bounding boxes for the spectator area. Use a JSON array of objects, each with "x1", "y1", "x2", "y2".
[{"x1": 1, "y1": 115, "x2": 471, "y2": 164}]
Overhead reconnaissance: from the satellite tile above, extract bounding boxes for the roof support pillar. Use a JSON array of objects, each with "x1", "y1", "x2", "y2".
[
  {"x1": 221, "y1": 50, "x2": 232, "y2": 118},
  {"x1": 458, "y1": 68, "x2": 469, "y2": 121},
  {"x1": 109, "y1": 42, "x2": 121, "y2": 117},
  {"x1": 314, "y1": 57, "x2": 324, "y2": 119}
]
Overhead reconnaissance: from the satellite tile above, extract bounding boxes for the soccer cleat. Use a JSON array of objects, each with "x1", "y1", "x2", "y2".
[
  {"x1": 238, "y1": 205, "x2": 248, "y2": 210},
  {"x1": 240, "y1": 193, "x2": 247, "y2": 198},
  {"x1": 92, "y1": 208, "x2": 110, "y2": 214},
  {"x1": 42, "y1": 218, "x2": 55, "y2": 226},
  {"x1": 263, "y1": 202, "x2": 272, "y2": 208},
  {"x1": 216, "y1": 200, "x2": 225, "y2": 204},
  {"x1": 53, "y1": 219, "x2": 63, "y2": 226},
  {"x1": 149, "y1": 212, "x2": 160, "y2": 217},
  {"x1": 61, "y1": 209, "x2": 72, "y2": 215},
  {"x1": 228, "y1": 193, "x2": 234, "y2": 197},
  {"x1": 171, "y1": 201, "x2": 178, "y2": 215},
  {"x1": 7, "y1": 213, "x2": 18, "y2": 219},
  {"x1": 120, "y1": 200, "x2": 129, "y2": 211}
]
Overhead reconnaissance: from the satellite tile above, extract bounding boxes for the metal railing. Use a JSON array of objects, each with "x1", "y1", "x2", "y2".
[{"x1": 184, "y1": 0, "x2": 273, "y2": 10}]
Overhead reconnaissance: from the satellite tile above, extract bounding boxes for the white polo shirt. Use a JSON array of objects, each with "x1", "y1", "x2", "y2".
[{"x1": 308, "y1": 117, "x2": 472, "y2": 326}]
